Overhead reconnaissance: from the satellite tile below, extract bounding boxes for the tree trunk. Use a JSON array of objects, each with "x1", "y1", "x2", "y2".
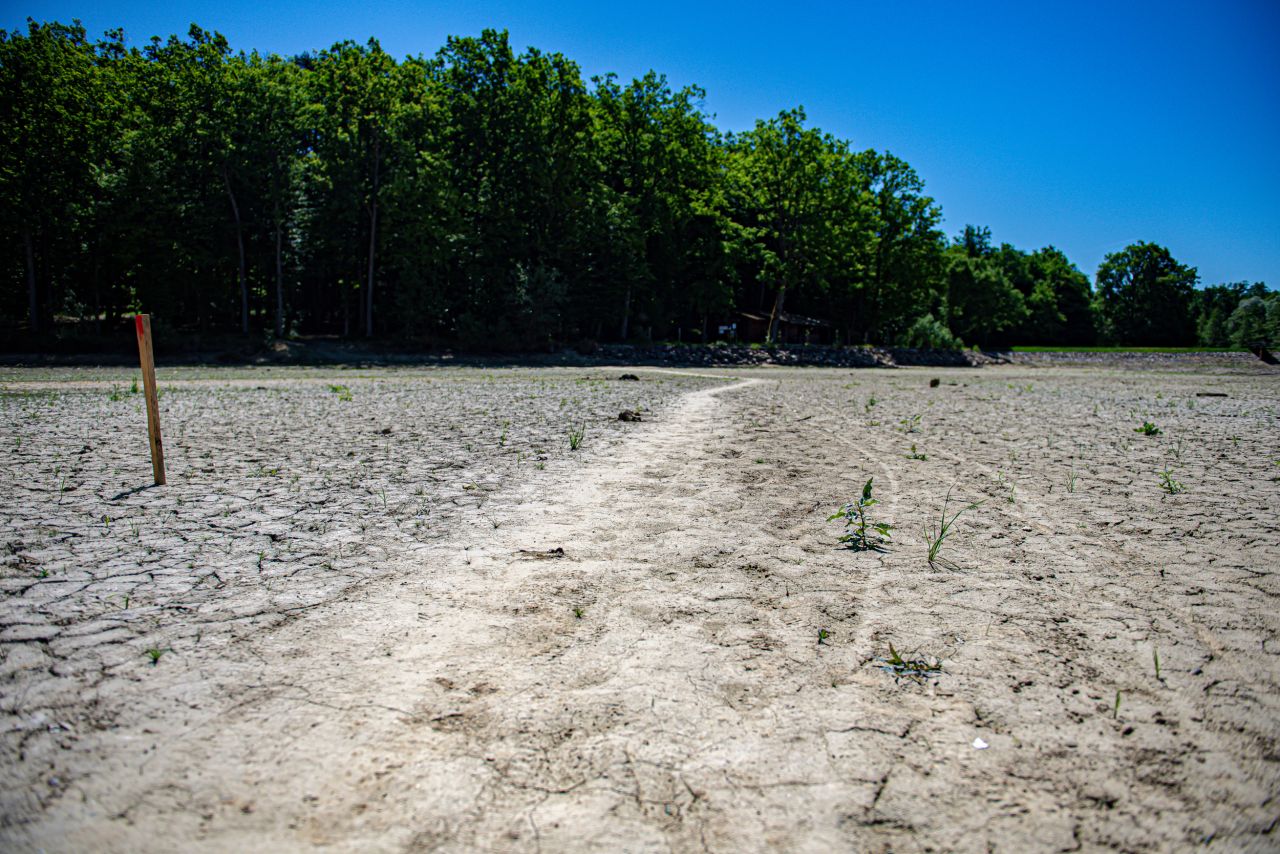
[
  {"x1": 274, "y1": 218, "x2": 285, "y2": 339},
  {"x1": 767, "y1": 285, "x2": 787, "y2": 344},
  {"x1": 342, "y1": 285, "x2": 350, "y2": 338},
  {"x1": 92, "y1": 252, "x2": 102, "y2": 336},
  {"x1": 23, "y1": 229, "x2": 37, "y2": 333},
  {"x1": 365, "y1": 138, "x2": 380, "y2": 339},
  {"x1": 619, "y1": 282, "x2": 632, "y2": 340},
  {"x1": 223, "y1": 165, "x2": 249, "y2": 335}
]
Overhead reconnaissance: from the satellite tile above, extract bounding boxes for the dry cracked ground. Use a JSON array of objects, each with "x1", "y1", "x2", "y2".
[{"x1": 1, "y1": 361, "x2": 1278, "y2": 852}]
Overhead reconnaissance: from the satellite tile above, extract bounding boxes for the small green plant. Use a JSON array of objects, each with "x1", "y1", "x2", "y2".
[
  {"x1": 1066, "y1": 467, "x2": 1079, "y2": 493},
  {"x1": 922, "y1": 487, "x2": 984, "y2": 565},
  {"x1": 109, "y1": 386, "x2": 124, "y2": 402},
  {"x1": 898, "y1": 413, "x2": 921, "y2": 434},
  {"x1": 878, "y1": 642, "x2": 942, "y2": 681},
  {"x1": 864, "y1": 395, "x2": 878, "y2": 413},
  {"x1": 498, "y1": 420, "x2": 509, "y2": 447},
  {"x1": 817, "y1": 628, "x2": 831, "y2": 645},
  {"x1": 1153, "y1": 647, "x2": 1162, "y2": 681},
  {"x1": 1158, "y1": 468, "x2": 1185, "y2": 494},
  {"x1": 906, "y1": 444, "x2": 927, "y2": 461},
  {"x1": 828, "y1": 478, "x2": 893, "y2": 551},
  {"x1": 130, "y1": 378, "x2": 139, "y2": 394},
  {"x1": 1113, "y1": 690, "x2": 1122, "y2": 720},
  {"x1": 145, "y1": 648, "x2": 167, "y2": 666},
  {"x1": 1135, "y1": 421, "x2": 1162, "y2": 436},
  {"x1": 573, "y1": 607, "x2": 585, "y2": 619},
  {"x1": 328, "y1": 384, "x2": 352, "y2": 402},
  {"x1": 568, "y1": 423, "x2": 586, "y2": 450}
]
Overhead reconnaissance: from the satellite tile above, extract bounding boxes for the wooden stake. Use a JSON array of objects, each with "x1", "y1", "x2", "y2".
[{"x1": 134, "y1": 314, "x2": 166, "y2": 486}]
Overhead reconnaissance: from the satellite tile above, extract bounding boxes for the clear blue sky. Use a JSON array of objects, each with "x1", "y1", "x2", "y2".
[{"x1": 13, "y1": 0, "x2": 1280, "y2": 288}]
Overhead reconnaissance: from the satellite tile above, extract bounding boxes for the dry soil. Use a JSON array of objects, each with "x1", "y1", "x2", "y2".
[{"x1": 1, "y1": 362, "x2": 1278, "y2": 852}]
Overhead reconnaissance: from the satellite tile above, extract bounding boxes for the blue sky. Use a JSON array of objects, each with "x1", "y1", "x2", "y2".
[{"x1": 13, "y1": 0, "x2": 1280, "y2": 288}]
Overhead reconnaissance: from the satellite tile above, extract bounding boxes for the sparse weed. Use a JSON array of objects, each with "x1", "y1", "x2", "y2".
[
  {"x1": 899, "y1": 414, "x2": 921, "y2": 434},
  {"x1": 328, "y1": 384, "x2": 352, "y2": 401},
  {"x1": 829, "y1": 478, "x2": 893, "y2": 551},
  {"x1": 568, "y1": 423, "x2": 586, "y2": 451},
  {"x1": 907, "y1": 444, "x2": 928, "y2": 461},
  {"x1": 922, "y1": 486, "x2": 983, "y2": 565},
  {"x1": 573, "y1": 607, "x2": 585, "y2": 619},
  {"x1": 1135, "y1": 421, "x2": 1162, "y2": 436},
  {"x1": 1158, "y1": 468, "x2": 1186, "y2": 494},
  {"x1": 817, "y1": 628, "x2": 831, "y2": 644},
  {"x1": 864, "y1": 395, "x2": 878, "y2": 413},
  {"x1": 1066, "y1": 467, "x2": 1079, "y2": 493},
  {"x1": 145, "y1": 647, "x2": 168, "y2": 666}
]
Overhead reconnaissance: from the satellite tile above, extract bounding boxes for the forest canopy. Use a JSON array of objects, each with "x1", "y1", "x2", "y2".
[{"x1": 1, "y1": 20, "x2": 1273, "y2": 351}]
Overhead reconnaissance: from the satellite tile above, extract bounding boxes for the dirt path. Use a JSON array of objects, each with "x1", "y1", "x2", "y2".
[{"x1": 5, "y1": 366, "x2": 1279, "y2": 851}]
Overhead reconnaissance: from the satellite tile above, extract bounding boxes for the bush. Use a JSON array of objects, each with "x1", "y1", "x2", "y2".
[{"x1": 900, "y1": 314, "x2": 964, "y2": 350}]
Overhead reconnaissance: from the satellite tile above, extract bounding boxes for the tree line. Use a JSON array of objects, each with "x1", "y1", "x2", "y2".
[{"x1": 2, "y1": 20, "x2": 1274, "y2": 351}]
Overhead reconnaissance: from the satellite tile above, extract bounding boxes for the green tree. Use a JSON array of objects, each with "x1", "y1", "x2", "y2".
[
  {"x1": 1195, "y1": 282, "x2": 1265, "y2": 347},
  {"x1": 998, "y1": 244, "x2": 1095, "y2": 345},
  {"x1": 428, "y1": 30, "x2": 596, "y2": 347},
  {"x1": 1228, "y1": 293, "x2": 1277, "y2": 349},
  {"x1": 591, "y1": 71, "x2": 726, "y2": 341},
  {"x1": 849, "y1": 151, "x2": 944, "y2": 343},
  {"x1": 725, "y1": 108, "x2": 860, "y2": 343},
  {"x1": 306, "y1": 38, "x2": 398, "y2": 337},
  {"x1": 1094, "y1": 242, "x2": 1198, "y2": 346},
  {"x1": 0, "y1": 20, "x2": 104, "y2": 332},
  {"x1": 943, "y1": 227, "x2": 1026, "y2": 347}
]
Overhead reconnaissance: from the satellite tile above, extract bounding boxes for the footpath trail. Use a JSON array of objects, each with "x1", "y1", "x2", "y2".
[{"x1": 6, "y1": 366, "x2": 1279, "y2": 852}]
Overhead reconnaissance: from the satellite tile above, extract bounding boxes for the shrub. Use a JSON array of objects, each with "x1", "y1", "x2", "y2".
[{"x1": 900, "y1": 314, "x2": 964, "y2": 350}]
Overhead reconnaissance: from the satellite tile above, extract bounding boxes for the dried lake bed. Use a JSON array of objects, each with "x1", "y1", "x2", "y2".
[{"x1": 1, "y1": 361, "x2": 1277, "y2": 851}]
